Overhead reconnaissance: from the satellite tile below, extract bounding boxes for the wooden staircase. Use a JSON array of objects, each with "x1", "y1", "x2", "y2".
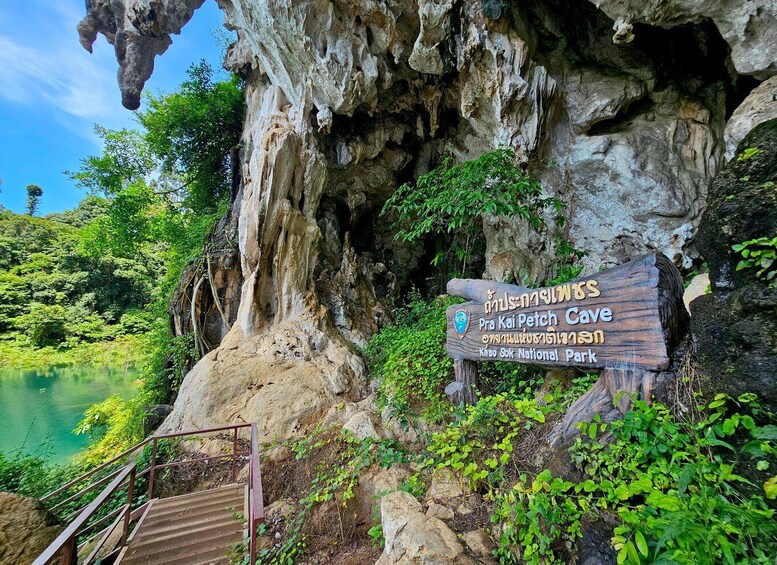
[{"x1": 117, "y1": 484, "x2": 245, "y2": 565}]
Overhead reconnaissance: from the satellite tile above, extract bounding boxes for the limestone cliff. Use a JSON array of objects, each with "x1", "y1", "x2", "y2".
[{"x1": 78, "y1": 0, "x2": 777, "y2": 437}]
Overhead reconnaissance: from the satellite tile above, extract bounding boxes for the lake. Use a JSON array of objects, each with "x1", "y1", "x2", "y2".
[{"x1": 0, "y1": 365, "x2": 140, "y2": 464}]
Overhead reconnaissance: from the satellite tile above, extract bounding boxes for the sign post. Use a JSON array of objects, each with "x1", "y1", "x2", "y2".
[{"x1": 445, "y1": 254, "x2": 688, "y2": 438}]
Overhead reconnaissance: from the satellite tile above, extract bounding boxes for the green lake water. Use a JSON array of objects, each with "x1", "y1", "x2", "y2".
[{"x1": 0, "y1": 365, "x2": 140, "y2": 464}]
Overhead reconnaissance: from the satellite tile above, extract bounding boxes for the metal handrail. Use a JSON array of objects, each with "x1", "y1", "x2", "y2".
[
  {"x1": 33, "y1": 464, "x2": 136, "y2": 565},
  {"x1": 36, "y1": 423, "x2": 262, "y2": 565},
  {"x1": 248, "y1": 423, "x2": 265, "y2": 565},
  {"x1": 42, "y1": 423, "x2": 253, "y2": 511}
]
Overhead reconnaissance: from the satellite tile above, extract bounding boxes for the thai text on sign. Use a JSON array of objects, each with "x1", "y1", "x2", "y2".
[{"x1": 446, "y1": 255, "x2": 673, "y2": 370}]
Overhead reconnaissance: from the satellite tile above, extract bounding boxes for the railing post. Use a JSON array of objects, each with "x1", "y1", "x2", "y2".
[
  {"x1": 122, "y1": 466, "x2": 136, "y2": 545},
  {"x1": 57, "y1": 536, "x2": 76, "y2": 565},
  {"x1": 148, "y1": 438, "x2": 157, "y2": 500},
  {"x1": 231, "y1": 426, "x2": 238, "y2": 483}
]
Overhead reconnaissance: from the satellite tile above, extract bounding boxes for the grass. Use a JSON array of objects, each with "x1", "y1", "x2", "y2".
[{"x1": 0, "y1": 333, "x2": 151, "y2": 370}]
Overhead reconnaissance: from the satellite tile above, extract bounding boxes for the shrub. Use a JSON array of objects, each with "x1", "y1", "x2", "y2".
[
  {"x1": 15, "y1": 303, "x2": 68, "y2": 346},
  {"x1": 0, "y1": 447, "x2": 69, "y2": 499},
  {"x1": 366, "y1": 293, "x2": 459, "y2": 422},
  {"x1": 492, "y1": 395, "x2": 777, "y2": 564},
  {"x1": 74, "y1": 395, "x2": 145, "y2": 466},
  {"x1": 382, "y1": 148, "x2": 564, "y2": 278}
]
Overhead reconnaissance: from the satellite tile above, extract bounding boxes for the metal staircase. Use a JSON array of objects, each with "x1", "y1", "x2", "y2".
[
  {"x1": 32, "y1": 424, "x2": 265, "y2": 565},
  {"x1": 117, "y1": 484, "x2": 244, "y2": 565}
]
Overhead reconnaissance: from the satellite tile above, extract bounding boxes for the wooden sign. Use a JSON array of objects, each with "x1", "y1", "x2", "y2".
[{"x1": 446, "y1": 254, "x2": 686, "y2": 380}]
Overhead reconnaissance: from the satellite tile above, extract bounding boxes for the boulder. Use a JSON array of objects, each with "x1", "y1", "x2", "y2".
[
  {"x1": 0, "y1": 492, "x2": 62, "y2": 565},
  {"x1": 343, "y1": 411, "x2": 386, "y2": 441},
  {"x1": 378, "y1": 491, "x2": 475, "y2": 564},
  {"x1": 461, "y1": 530, "x2": 497, "y2": 563},
  {"x1": 426, "y1": 468, "x2": 467, "y2": 503},
  {"x1": 725, "y1": 76, "x2": 777, "y2": 160},
  {"x1": 693, "y1": 119, "x2": 777, "y2": 413},
  {"x1": 356, "y1": 464, "x2": 412, "y2": 524}
]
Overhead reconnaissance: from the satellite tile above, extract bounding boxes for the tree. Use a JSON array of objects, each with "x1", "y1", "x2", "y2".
[
  {"x1": 26, "y1": 184, "x2": 43, "y2": 216},
  {"x1": 382, "y1": 149, "x2": 565, "y2": 277}
]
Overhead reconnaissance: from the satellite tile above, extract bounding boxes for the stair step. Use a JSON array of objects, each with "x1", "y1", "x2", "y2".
[
  {"x1": 133, "y1": 513, "x2": 241, "y2": 543},
  {"x1": 141, "y1": 499, "x2": 243, "y2": 529},
  {"x1": 122, "y1": 526, "x2": 243, "y2": 563},
  {"x1": 116, "y1": 484, "x2": 247, "y2": 565},
  {"x1": 132, "y1": 542, "x2": 238, "y2": 565},
  {"x1": 143, "y1": 494, "x2": 243, "y2": 522},
  {"x1": 151, "y1": 485, "x2": 243, "y2": 510}
]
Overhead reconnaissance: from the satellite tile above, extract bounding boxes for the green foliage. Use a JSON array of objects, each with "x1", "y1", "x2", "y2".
[
  {"x1": 737, "y1": 146, "x2": 763, "y2": 162},
  {"x1": 733, "y1": 237, "x2": 777, "y2": 286},
  {"x1": 0, "y1": 334, "x2": 148, "y2": 370},
  {"x1": 14, "y1": 303, "x2": 68, "y2": 346},
  {"x1": 0, "y1": 205, "x2": 159, "y2": 344},
  {"x1": 74, "y1": 395, "x2": 145, "y2": 467},
  {"x1": 427, "y1": 393, "x2": 547, "y2": 492},
  {"x1": 491, "y1": 395, "x2": 777, "y2": 564},
  {"x1": 368, "y1": 521, "x2": 385, "y2": 549},
  {"x1": 25, "y1": 184, "x2": 43, "y2": 216},
  {"x1": 0, "y1": 447, "x2": 66, "y2": 498},
  {"x1": 139, "y1": 61, "x2": 244, "y2": 213},
  {"x1": 492, "y1": 470, "x2": 586, "y2": 564},
  {"x1": 366, "y1": 292, "x2": 459, "y2": 422},
  {"x1": 382, "y1": 149, "x2": 564, "y2": 277}
]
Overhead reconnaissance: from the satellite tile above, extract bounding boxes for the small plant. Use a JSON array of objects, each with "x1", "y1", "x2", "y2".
[
  {"x1": 732, "y1": 237, "x2": 777, "y2": 286},
  {"x1": 366, "y1": 293, "x2": 459, "y2": 422},
  {"x1": 737, "y1": 146, "x2": 762, "y2": 162},
  {"x1": 368, "y1": 520, "x2": 385, "y2": 549},
  {"x1": 426, "y1": 393, "x2": 547, "y2": 492}
]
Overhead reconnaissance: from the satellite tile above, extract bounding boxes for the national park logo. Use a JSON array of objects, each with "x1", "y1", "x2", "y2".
[{"x1": 453, "y1": 308, "x2": 470, "y2": 339}]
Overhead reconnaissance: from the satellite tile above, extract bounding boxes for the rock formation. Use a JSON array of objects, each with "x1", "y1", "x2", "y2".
[
  {"x1": 693, "y1": 119, "x2": 777, "y2": 414},
  {"x1": 77, "y1": 0, "x2": 777, "y2": 435},
  {"x1": 0, "y1": 492, "x2": 62, "y2": 565}
]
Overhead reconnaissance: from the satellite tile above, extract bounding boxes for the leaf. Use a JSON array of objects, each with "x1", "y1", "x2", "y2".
[
  {"x1": 646, "y1": 491, "x2": 681, "y2": 512},
  {"x1": 634, "y1": 531, "x2": 648, "y2": 557},
  {"x1": 765, "y1": 476, "x2": 777, "y2": 500},
  {"x1": 626, "y1": 540, "x2": 640, "y2": 564},
  {"x1": 756, "y1": 460, "x2": 769, "y2": 471},
  {"x1": 754, "y1": 425, "x2": 777, "y2": 440},
  {"x1": 678, "y1": 465, "x2": 695, "y2": 494}
]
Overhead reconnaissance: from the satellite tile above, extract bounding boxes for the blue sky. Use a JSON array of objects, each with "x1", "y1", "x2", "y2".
[{"x1": 0, "y1": 0, "x2": 228, "y2": 215}]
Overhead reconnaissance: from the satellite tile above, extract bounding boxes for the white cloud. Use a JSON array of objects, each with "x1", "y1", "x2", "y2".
[{"x1": 0, "y1": 0, "x2": 132, "y2": 138}]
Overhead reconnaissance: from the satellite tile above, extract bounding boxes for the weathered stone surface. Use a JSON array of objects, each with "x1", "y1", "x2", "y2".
[
  {"x1": 425, "y1": 502, "x2": 454, "y2": 521},
  {"x1": 725, "y1": 76, "x2": 777, "y2": 160},
  {"x1": 343, "y1": 410, "x2": 384, "y2": 440},
  {"x1": 378, "y1": 491, "x2": 475, "y2": 565},
  {"x1": 683, "y1": 273, "x2": 709, "y2": 313},
  {"x1": 461, "y1": 530, "x2": 497, "y2": 563},
  {"x1": 78, "y1": 0, "x2": 206, "y2": 109},
  {"x1": 0, "y1": 492, "x2": 62, "y2": 565},
  {"x1": 426, "y1": 468, "x2": 467, "y2": 503},
  {"x1": 693, "y1": 119, "x2": 777, "y2": 413},
  {"x1": 356, "y1": 464, "x2": 411, "y2": 524},
  {"x1": 160, "y1": 320, "x2": 364, "y2": 442},
  {"x1": 578, "y1": 518, "x2": 617, "y2": 565},
  {"x1": 409, "y1": 0, "x2": 454, "y2": 75},
  {"x1": 586, "y1": 0, "x2": 777, "y2": 78}
]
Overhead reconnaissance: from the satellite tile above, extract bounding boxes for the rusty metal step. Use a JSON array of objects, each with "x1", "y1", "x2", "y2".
[{"x1": 116, "y1": 484, "x2": 245, "y2": 565}]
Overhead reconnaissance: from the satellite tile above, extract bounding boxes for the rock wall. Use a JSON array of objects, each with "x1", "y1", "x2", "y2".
[
  {"x1": 78, "y1": 0, "x2": 777, "y2": 435},
  {"x1": 692, "y1": 119, "x2": 777, "y2": 414}
]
